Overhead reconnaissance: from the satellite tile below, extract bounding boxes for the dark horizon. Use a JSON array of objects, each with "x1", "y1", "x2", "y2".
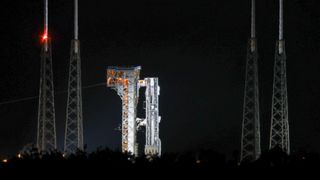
[{"x1": 1, "y1": 0, "x2": 320, "y2": 157}]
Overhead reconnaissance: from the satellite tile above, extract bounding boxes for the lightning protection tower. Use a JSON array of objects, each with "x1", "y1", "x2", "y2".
[
  {"x1": 64, "y1": 0, "x2": 84, "y2": 154},
  {"x1": 269, "y1": 0, "x2": 290, "y2": 154},
  {"x1": 37, "y1": 0, "x2": 57, "y2": 152},
  {"x1": 107, "y1": 66, "x2": 141, "y2": 155},
  {"x1": 240, "y1": 0, "x2": 261, "y2": 163}
]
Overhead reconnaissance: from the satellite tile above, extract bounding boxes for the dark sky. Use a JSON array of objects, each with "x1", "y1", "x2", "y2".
[{"x1": 0, "y1": 0, "x2": 320, "y2": 157}]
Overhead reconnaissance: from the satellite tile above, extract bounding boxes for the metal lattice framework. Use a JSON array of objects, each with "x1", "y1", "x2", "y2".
[
  {"x1": 37, "y1": 39, "x2": 57, "y2": 152},
  {"x1": 107, "y1": 66, "x2": 141, "y2": 155},
  {"x1": 240, "y1": 39, "x2": 261, "y2": 162},
  {"x1": 269, "y1": 40, "x2": 289, "y2": 154},
  {"x1": 269, "y1": 0, "x2": 290, "y2": 154},
  {"x1": 139, "y1": 78, "x2": 161, "y2": 156},
  {"x1": 64, "y1": 0, "x2": 83, "y2": 154},
  {"x1": 240, "y1": 0, "x2": 261, "y2": 162},
  {"x1": 37, "y1": 0, "x2": 56, "y2": 152}
]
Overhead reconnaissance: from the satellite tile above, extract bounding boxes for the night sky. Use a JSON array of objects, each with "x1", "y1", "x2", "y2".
[{"x1": 1, "y1": 0, "x2": 320, "y2": 157}]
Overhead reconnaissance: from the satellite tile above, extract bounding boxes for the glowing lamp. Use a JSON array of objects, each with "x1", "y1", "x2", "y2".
[{"x1": 42, "y1": 33, "x2": 48, "y2": 41}]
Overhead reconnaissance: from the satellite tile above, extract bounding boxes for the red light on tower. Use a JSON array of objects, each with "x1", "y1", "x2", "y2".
[
  {"x1": 42, "y1": 33, "x2": 48, "y2": 42},
  {"x1": 41, "y1": 30, "x2": 49, "y2": 51}
]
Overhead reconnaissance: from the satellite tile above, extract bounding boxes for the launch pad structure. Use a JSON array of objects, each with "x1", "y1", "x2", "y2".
[{"x1": 107, "y1": 66, "x2": 161, "y2": 156}]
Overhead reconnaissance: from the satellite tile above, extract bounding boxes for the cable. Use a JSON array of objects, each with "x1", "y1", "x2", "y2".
[{"x1": 0, "y1": 82, "x2": 105, "y2": 106}]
